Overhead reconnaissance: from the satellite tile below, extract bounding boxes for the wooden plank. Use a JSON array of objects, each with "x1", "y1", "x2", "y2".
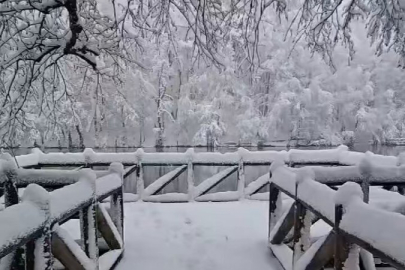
[
  {"x1": 293, "y1": 201, "x2": 307, "y2": 261},
  {"x1": 334, "y1": 204, "x2": 350, "y2": 270},
  {"x1": 296, "y1": 231, "x2": 335, "y2": 270},
  {"x1": 52, "y1": 232, "x2": 88, "y2": 270},
  {"x1": 97, "y1": 204, "x2": 122, "y2": 250},
  {"x1": 268, "y1": 182, "x2": 280, "y2": 236},
  {"x1": 124, "y1": 165, "x2": 138, "y2": 179},
  {"x1": 270, "y1": 202, "x2": 295, "y2": 244},
  {"x1": 194, "y1": 166, "x2": 238, "y2": 197},
  {"x1": 143, "y1": 165, "x2": 187, "y2": 196}
]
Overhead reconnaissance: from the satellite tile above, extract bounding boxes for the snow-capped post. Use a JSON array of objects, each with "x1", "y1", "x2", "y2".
[
  {"x1": 185, "y1": 148, "x2": 195, "y2": 201},
  {"x1": 135, "y1": 149, "x2": 145, "y2": 200},
  {"x1": 22, "y1": 184, "x2": 53, "y2": 270},
  {"x1": 237, "y1": 148, "x2": 247, "y2": 199},
  {"x1": 0, "y1": 154, "x2": 19, "y2": 207},
  {"x1": 334, "y1": 182, "x2": 364, "y2": 270},
  {"x1": 359, "y1": 152, "x2": 373, "y2": 203},
  {"x1": 83, "y1": 148, "x2": 96, "y2": 169},
  {"x1": 268, "y1": 158, "x2": 284, "y2": 237},
  {"x1": 31, "y1": 148, "x2": 44, "y2": 169},
  {"x1": 292, "y1": 168, "x2": 313, "y2": 263},
  {"x1": 79, "y1": 169, "x2": 99, "y2": 265},
  {"x1": 397, "y1": 152, "x2": 405, "y2": 195},
  {"x1": 109, "y1": 162, "x2": 124, "y2": 238}
]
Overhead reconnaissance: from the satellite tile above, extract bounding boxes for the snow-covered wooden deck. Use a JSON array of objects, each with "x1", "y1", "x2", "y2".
[{"x1": 64, "y1": 201, "x2": 282, "y2": 270}]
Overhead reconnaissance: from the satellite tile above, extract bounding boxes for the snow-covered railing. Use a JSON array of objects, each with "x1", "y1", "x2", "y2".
[
  {"x1": 17, "y1": 145, "x2": 400, "y2": 168},
  {"x1": 0, "y1": 163, "x2": 126, "y2": 270},
  {"x1": 10, "y1": 146, "x2": 405, "y2": 203},
  {"x1": 268, "y1": 162, "x2": 405, "y2": 270}
]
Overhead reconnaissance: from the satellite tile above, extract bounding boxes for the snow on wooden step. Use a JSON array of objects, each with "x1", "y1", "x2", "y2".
[
  {"x1": 143, "y1": 165, "x2": 187, "y2": 196},
  {"x1": 245, "y1": 174, "x2": 269, "y2": 195},
  {"x1": 340, "y1": 200, "x2": 405, "y2": 267},
  {"x1": 194, "y1": 166, "x2": 238, "y2": 197},
  {"x1": 143, "y1": 193, "x2": 189, "y2": 203},
  {"x1": 195, "y1": 191, "x2": 240, "y2": 202}
]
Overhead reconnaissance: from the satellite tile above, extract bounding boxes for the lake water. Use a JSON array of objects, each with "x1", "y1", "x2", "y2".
[{"x1": 8, "y1": 144, "x2": 405, "y2": 194}]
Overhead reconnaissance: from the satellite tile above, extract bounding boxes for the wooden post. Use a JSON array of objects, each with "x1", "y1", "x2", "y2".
[
  {"x1": 293, "y1": 201, "x2": 308, "y2": 262},
  {"x1": 237, "y1": 148, "x2": 246, "y2": 200},
  {"x1": 186, "y1": 148, "x2": 195, "y2": 201},
  {"x1": 269, "y1": 181, "x2": 280, "y2": 238},
  {"x1": 109, "y1": 163, "x2": 125, "y2": 239},
  {"x1": 0, "y1": 157, "x2": 24, "y2": 269},
  {"x1": 22, "y1": 184, "x2": 53, "y2": 270},
  {"x1": 79, "y1": 172, "x2": 98, "y2": 267},
  {"x1": 334, "y1": 204, "x2": 346, "y2": 270},
  {"x1": 135, "y1": 149, "x2": 144, "y2": 200}
]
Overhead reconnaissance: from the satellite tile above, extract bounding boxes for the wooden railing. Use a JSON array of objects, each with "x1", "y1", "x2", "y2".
[
  {"x1": 10, "y1": 146, "x2": 405, "y2": 203},
  {"x1": 268, "y1": 162, "x2": 405, "y2": 270},
  {"x1": 0, "y1": 154, "x2": 130, "y2": 270}
]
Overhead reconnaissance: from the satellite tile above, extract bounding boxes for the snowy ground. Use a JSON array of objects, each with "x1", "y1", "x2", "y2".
[{"x1": 101, "y1": 201, "x2": 281, "y2": 270}]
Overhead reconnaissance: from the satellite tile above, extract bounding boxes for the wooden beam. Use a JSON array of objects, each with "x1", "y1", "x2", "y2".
[
  {"x1": 296, "y1": 231, "x2": 335, "y2": 270},
  {"x1": 270, "y1": 202, "x2": 295, "y2": 245},
  {"x1": 52, "y1": 232, "x2": 88, "y2": 270},
  {"x1": 143, "y1": 165, "x2": 187, "y2": 196},
  {"x1": 194, "y1": 166, "x2": 238, "y2": 197},
  {"x1": 96, "y1": 204, "x2": 122, "y2": 250}
]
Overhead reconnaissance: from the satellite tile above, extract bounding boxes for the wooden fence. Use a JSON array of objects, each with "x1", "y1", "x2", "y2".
[
  {"x1": 268, "y1": 162, "x2": 405, "y2": 270},
  {"x1": 12, "y1": 146, "x2": 405, "y2": 203},
  {"x1": 0, "y1": 153, "x2": 134, "y2": 270}
]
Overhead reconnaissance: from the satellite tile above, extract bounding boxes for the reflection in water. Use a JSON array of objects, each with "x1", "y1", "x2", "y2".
[{"x1": 9, "y1": 144, "x2": 405, "y2": 194}]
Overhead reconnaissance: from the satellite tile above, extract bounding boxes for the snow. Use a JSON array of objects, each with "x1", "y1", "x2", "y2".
[
  {"x1": 99, "y1": 250, "x2": 123, "y2": 270},
  {"x1": 340, "y1": 200, "x2": 405, "y2": 267},
  {"x1": 96, "y1": 172, "x2": 123, "y2": 198},
  {"x1": 22, "y1": 184, "x2": 50, "y2": 211},
  {"x1": 195, "y1": 191, "x2": 240, "y2": 202},
  {"x1": 16, "y1": 169, "x2": 82, "y2": 186},
  {"x1": 245, "y1": 174, "x2": 269, "y2": 195},
  {"x1": 268, "y1": 243, "x2": 292, "y2": 270},
  {"x1": 50, "y1": 179, "x2": 94, "y2": 221},
  {"x1": 143, "y1": 193, "x2": 189, "y2": 203},
  {"x1": 15, "y1": 152, "x2": 39, "y2": 168},
  {"x1": 294, "y1": 234, "x2": 330, "y2": 270},
  {"x1": 343, "y1": 245, "x2": 360, "y2": 270},
  {"x1": 335, "y1": 182, "x2": 363, "y2": 207},
  {"x1": 194, "y1": 166, "x2": 238, "y2": 197},
  {"x1": 116, "y1": 201, "x2": 282, "y2": 270},
  {"x1": 302, "y1": 166, "x2": 362, "y2": 184},
  {"x1": 298, "y1": 179, "x2": 336, "y2": 223},
  {"x1": 54, "y1": 225, "x2": 96, "y2": 270},
  {"x1": 0, "y1": 202, "x2": 45, "y2": 256},
  {"x1": 143, "y1": 165, "x2": 187, "y2": 197},
  {"x1": 288, "y1": 145, "x2": 348, "y2": 165}
]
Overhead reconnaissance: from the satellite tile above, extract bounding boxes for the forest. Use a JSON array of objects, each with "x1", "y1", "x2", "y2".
[{"x1": 1, "y1": 0, "x2": 405, "y2": 149}]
